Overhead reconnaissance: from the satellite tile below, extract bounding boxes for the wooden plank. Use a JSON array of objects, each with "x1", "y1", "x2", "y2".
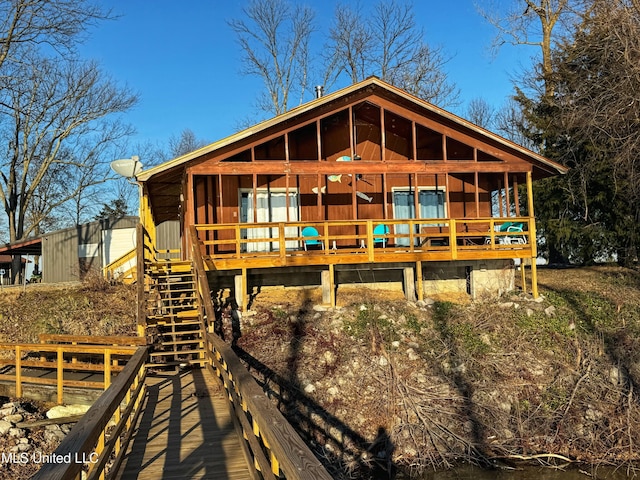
[
  {"x1": 39, "y1": 334, "x2": 146, "y2": 346},
  {"x1": 115, "y1": 369, "x2": 252, "y2": 480}
]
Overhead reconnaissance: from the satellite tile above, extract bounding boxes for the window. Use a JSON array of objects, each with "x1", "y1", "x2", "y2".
[
  {"x1": 393, "y1": 188, "x2": 446, "y2": 246},
  {"x1": 239, "y1": 189, "x2": 299, "y2": 252}
]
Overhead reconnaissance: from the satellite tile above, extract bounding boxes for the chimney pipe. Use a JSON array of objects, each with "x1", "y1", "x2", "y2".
[{"x1": 314, "y1": 85, "x2": 324, "y2": 98}]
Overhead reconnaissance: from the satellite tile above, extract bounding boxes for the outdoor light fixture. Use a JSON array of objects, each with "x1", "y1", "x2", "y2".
[{"x1": 110, "y1": 155, "x2": 142, "y2": 180}]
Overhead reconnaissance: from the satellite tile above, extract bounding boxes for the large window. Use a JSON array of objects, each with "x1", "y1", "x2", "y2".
[
  {"x1": 393, "y1": 188, "x2": 446, "y2": 246},
  {"x1": 240, "y1": 189, "x2": 299, "y2": 252}
]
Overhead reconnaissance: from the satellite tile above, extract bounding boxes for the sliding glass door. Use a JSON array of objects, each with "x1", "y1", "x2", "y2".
[
  {"x1": 240, "y1": 189, "x2": 299, "y2": 252},
  {"x1": 393, "y1": 189, "x2": 446, "y2": 246}
]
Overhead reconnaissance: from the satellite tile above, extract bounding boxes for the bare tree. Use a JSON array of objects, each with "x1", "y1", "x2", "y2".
[
  {"x1": 465, "y1": 98, "x2": 496, "y2": 129},
  {"x1": 325, "y1": 0, "x2": 459, "y2": 106},
  {"x1": 0, "y1": 55, "x2": 137, "y2": 282},
  {"x1": 168, "y1": 129, "x2": 209, "y2": 158},
  {"x1": 477, "y1": 0, "x2": 588, "y2": 98},
  {"x1": 228, "y1": 0, "x2": 315, "y2": 116},
  {"x1": 323, "y1": 2, "x2": 372, "y2": 86},
  {"x1": 493, "y1": 98, "x2": 535, "y2": 148},
  {"x1": 0, "y1": 0, "x2": 111, "y2": 71}
]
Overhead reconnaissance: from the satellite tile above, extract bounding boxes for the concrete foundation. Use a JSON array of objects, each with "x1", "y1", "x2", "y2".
[{"x1": 209, "y1": 259, "x2": 518, "y2": 308}]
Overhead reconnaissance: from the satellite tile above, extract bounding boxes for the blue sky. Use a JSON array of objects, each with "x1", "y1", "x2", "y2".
[{"x1": 80, "y1": 1, "x2": 533, "y2": 152}]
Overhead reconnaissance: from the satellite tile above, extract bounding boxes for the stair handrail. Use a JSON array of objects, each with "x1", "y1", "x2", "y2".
[
  {"x1": 189, "y1": 225, "x2": 332, "y2": 479},
  {"x1": 103, "y1": 247, "x2": 137, "y2": 283}
]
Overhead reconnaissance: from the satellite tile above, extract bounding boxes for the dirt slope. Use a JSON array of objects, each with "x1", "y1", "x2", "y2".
[{"x1": 233, "y1": 266, "x2": 640, "y2": 478}]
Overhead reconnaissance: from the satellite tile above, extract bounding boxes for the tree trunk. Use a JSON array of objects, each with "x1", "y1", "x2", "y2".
[{"x1": 10, "y1": 255, "x2": 22, "y2": 285}]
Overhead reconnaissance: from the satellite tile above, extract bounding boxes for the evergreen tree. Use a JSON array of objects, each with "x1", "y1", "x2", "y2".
[{"x1": 517, "y1": 1, "x2": 640, "y2": 265}]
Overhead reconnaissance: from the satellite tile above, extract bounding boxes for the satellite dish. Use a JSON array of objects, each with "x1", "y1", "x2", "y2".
[{"x1": 110, "y1": 155, "x2": 142, "y2": 179}]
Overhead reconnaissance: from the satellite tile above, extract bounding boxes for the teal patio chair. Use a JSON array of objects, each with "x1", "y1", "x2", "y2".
[
  {"x1": 373, "y1": 224, "x2": 390, "y2": 247},
  {"x1": 301, "y1": 226, "x2": 321, "y2": 251}
]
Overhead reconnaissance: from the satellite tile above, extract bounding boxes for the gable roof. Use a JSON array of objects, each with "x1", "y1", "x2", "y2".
[{"x1": 138, "y1": 76, "x2": 567, "y2": 183}]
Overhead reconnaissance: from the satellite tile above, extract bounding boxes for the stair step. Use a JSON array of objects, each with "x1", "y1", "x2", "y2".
[
  {"x1": 145, "y1": 358, "x2": 208, "y2": 368},
  {"x1": 146, "y1": 310, "x2": 199, "y2": 319},
  {"x1": 155, "y1": 329, "x2": 204, "y2": 337},
  {"x1": 150, "y1": 349, "x2": 205, "y2": 358},
  {"x1": 159, "y1": 339, "x2": 205, "y2": 346}
]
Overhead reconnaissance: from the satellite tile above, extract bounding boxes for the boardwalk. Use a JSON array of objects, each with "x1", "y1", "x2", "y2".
[{"x1": 116, "y1": 368, "x2": 252, "y2": 480}]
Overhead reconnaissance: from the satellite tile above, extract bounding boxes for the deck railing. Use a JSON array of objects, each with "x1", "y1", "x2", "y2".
[
  {"x1": 193, "y1": 217, "x2": 534, "y2": 269},
  {"x1": 31, "y1": 346, "x2": 148, "y2": 480},
  {"x1": 191, "y1": 235, "x2": 332, "y2": 480},
  {"x1": 0, "y1": 339, "x2": 142, "y2": 404}
]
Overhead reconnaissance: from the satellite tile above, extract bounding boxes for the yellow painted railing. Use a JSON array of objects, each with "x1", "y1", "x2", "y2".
[
  {"x1": 103, "y1": 248, "x2": 137, "y2": 284},
  {"x1": 193, "y1": 217, "x2": 535, "y2": 269},
  {"x1": 0, "y1": 341, "x2": 141, "y2": 404},
  {"x1": 31, "y1": 346, "x2": 148, "y2": 480}
]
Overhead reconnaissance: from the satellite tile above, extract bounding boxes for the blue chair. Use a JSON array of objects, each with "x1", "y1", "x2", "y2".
[
  {"x1": 373, "y1": 224, "x2": 390, "y2": 247},
  {"x1": 301, "y1": 226, "x2": 321, "y2": 251}
]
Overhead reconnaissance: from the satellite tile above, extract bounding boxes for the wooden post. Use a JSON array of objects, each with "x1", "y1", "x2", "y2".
[
  {"x1": 57, "y1": 347, "x2": 64, "y2": 405},
  {"x1": 136, "y1": 223, "x2": 146, "y2": 335},
  {"x1": 104, "y1": 349, "x2": 112, "y2": 390},
  {"x1": 416, "y1": 261, "x2": 424, "y2": 301},
  {"x1": 329, "y1": 264, "x2": 336, "y2": 307},
  {"x1": 235, "y1": 270, "x2": 247, "y2": 312},
  {"x1": 449, "y1": 219, "x2": 458, "y2": 260},
  {"x1": 520, "y1": 261, "x2": 527, "y2": 295},
  {"x1": 15, "y1": 345, "x2": 22, "y2": 398},
  {"x1": 321, "y1": 269, "x2": 332, "y2": 306},
  {"x1": 526, "y1": 172, "x2": 539, "y2": 298},
  {"x1": 403, "y1": 267, "x2": 417, "y2": 302}
]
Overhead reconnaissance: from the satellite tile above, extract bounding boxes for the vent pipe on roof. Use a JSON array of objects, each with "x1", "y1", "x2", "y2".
[{"x1": 314, "y1": 85, "x2": 324, "y2": 98}]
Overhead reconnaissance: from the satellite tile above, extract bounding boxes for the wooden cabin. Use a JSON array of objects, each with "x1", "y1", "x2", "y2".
[{"x1": 137, "y1": 77, "x2": 567, "y2": 309}]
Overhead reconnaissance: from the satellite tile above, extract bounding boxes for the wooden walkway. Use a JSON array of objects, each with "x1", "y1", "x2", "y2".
[{"x1": 116, "y1": 368, "x2": 252, "y2": 480}]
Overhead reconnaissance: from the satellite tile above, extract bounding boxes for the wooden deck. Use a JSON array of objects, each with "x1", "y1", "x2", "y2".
[{"x1": 116, "y1": 368, "x2": 252, "y2": 480}]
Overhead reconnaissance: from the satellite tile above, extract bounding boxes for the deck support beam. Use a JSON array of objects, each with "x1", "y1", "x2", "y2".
[
  {"x1": 403, "y1": 267, "x2": 416, "y2": 302},
  {"x1": 416, "y1": 261, "x2": 423, "y2": 301},
  {"x1": 235, "y1": 269, "x2": 248, "y2": 312},
  {"x1": 322, "y1": 266, "x2": 335, "y2": 307}
]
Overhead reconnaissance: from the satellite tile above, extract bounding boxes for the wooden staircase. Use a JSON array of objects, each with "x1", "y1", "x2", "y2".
[{"x1": 144, "y1": 260, "x2": 207, "y2": 367}]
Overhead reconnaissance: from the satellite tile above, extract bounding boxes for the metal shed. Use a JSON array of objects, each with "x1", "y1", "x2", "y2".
[{"x1": 41, "y1": 216, "x2": 139, "y2": 283}]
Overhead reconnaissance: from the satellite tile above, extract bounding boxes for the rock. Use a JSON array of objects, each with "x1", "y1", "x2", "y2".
[
  {"x1": 303, "y1": 383, "x2": 316, "y2": 394},
  {"x1": 46, "y1": 404, "x2": 90, "y2": 419},
  {"x1": 359, "y1": 304, "x2": 367, "y2": 311},
  {"x1": 0, "y1": 406, "x2": 16, "y2": 417},
  {"x1": 9, "y1": 427, "x2": 25, "y2": 437},
  {"x1": 3, "y1": 414, "x2": 23, "y2": 425},
  {"x1": 544, "y1": 305, "x2": 556, "y2": 316},
  {"x1": 44, "y1": 427, "x2": 66, "y2": 443},
  {"x1": 323, "y1": 351, "x2": 336, "y2": 367},
  {"x1": 0, "y1": 420, "x2": 12, "y2": 435},
  {"x1": 406, "y1": 348, "x2": 419, "y2": 361},
  {"x1": 378, "y1": 356, "x2": 388, "y2": 367},
  {"x1": 313, "y1": 304, "x2": 327, "y2": 312},
  {"x1": 609, "y1": 366, "x2": 625, "y2": 386},
  {"x1": 327, "y1": 386, "x2": 339, "y2": 397},
  {"x1": 526, "y1": 308, "x2": 534, "y2": 317},
  {"x1": 422, "y1": 298, "x2": 436, "y2": 306}
]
